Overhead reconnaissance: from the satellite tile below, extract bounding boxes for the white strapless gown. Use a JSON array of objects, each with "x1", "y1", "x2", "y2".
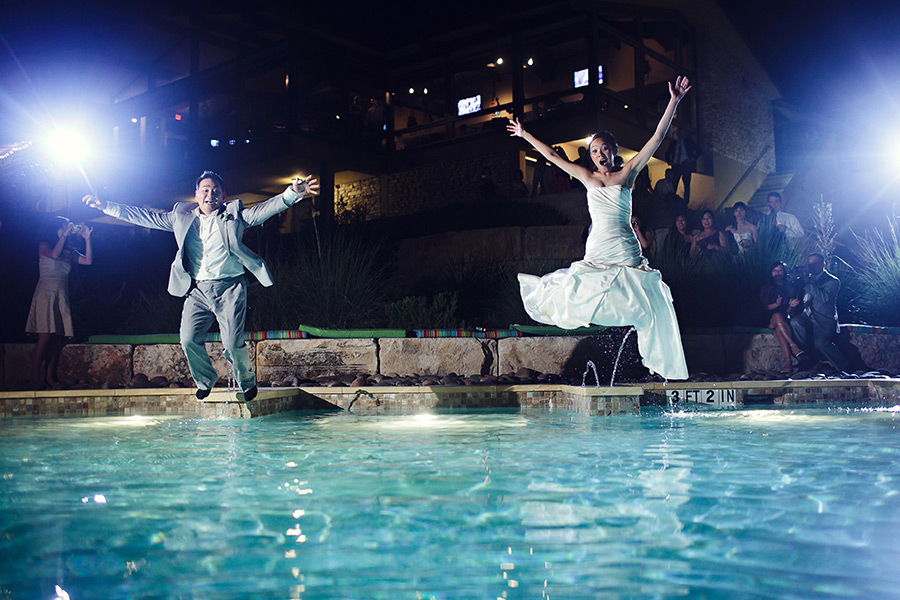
[{"x1": 518, "y1": 185, "x2": 688, "y2": 380}]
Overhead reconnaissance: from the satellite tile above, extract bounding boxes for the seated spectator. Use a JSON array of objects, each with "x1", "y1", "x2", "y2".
[
  {"x1": 630, "y1": 214, "x2": 656, "y2": 257},
  {"x1": 654, "y1": 168, "x2": 676, "y2": 200},
  {"x1": 690, "y1": 210, "x2": 729, "y2": 256},
  {"x1": 662, "y1": 213, "x2": 693, "y2": 258},
  {"x1": 760, "y1": 261, "x2": 805, "y2": 373},
  {"x1": 726, "y1": 201, "x2": 758, "y2": 253}
]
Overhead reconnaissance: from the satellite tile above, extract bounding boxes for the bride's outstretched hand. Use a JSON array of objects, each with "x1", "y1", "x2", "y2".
[
  {"x1": 669, "y1": 76, "x2": 691, "y2": 102},
  {"x1": 507, "y1": 118, "x2": 525, "y2": 137}
]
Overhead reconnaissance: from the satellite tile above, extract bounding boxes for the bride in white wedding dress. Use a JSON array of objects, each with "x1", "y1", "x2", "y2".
[{"x1": 507, "y1": 76, "x2": 691, "y2": 380}]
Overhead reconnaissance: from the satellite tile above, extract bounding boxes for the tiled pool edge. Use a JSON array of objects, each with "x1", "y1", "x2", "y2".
[
  {"x1": 0, "y1": 385, "x2": 643, "y2": 418},
  {"x1": 643, "y1": 379, "x2": 900, "y2": 407},
  {"x1": 2, "y1": 380, "x2": 899, "y2": 418}
]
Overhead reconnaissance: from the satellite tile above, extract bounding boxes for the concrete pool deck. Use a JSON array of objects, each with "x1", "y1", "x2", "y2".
[{"x1": 2, "y1": 378, "x2": 899, "y2": 418}]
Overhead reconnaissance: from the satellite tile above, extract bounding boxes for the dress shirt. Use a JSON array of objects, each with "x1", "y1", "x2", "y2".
[
  {"x1": 774, "y1": 210, "x2": 804, "y2": 242},
  {"x1": 187, "y1": 211, "x2": 246, "y2": 281}
]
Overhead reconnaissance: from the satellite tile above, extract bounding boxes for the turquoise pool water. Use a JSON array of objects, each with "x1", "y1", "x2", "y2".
[{"x1": 2, "y1": 406, "x2": 900, "y2": 599}]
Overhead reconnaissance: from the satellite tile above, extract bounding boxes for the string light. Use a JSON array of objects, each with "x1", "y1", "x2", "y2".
[{"x1": 0, "y1": 141, "x2": 33, "y2": 161}]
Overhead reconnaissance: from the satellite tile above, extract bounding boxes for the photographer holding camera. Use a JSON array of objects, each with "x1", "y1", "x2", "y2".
[
  {"x1": 788, "y1": 252, "x2": 848, "y2": 372},
  {"x1": 25, "y1": 216, "x2": 93, "y2": 388}
]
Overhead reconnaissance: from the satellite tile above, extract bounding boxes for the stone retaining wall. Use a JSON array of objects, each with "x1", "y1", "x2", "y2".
[{"x1": 2, "y1": 330, "x2": 898, "y2": 388}]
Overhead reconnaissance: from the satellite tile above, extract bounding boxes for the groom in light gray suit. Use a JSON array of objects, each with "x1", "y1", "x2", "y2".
[{"x1": 84, "y1": 171, "x2": 319, "y2": 401}]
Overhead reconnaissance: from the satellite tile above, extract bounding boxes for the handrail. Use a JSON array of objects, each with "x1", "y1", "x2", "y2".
[{"x1": 717, "y1": 144, "x2": 771, "y2": 212}]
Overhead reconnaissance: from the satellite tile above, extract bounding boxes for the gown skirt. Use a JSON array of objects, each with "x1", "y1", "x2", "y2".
[{"x1": 518, "y1": 185, "x2": 688, "y2": 380}]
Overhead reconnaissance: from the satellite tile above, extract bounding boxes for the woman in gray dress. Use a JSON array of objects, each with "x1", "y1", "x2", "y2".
[{"x1": 26, "y1": 217, "x2": 93, "y2": 387}]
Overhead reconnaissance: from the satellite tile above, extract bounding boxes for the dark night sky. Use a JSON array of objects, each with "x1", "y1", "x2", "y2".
[{"x1": 722, "y1": 0, "x2": 900, "y2": 119}]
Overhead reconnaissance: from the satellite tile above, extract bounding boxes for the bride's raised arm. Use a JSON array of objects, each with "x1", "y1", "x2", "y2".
[
  {"x1": 621, "y1": 76, "x2": 691, "y2": 187},
  {"x1": 508, "y1": 118, "x2": 594, "y2": 185}
]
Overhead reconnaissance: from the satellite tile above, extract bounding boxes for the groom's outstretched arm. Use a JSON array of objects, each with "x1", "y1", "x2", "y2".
[{"x1": 83, "y1": 194, "x2": 175, "y2": 232}]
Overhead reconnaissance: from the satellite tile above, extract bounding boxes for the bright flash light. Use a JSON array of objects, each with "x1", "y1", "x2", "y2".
[
  {"x1": 409, "y1": 87, "x2": 415, "y2": 94},
  {"x1": 423, "y1": 88, "x2": 428, "y2": 94},
  {"x1": 46, "y1": 129, "x2": 89, "y2": 164},
  {"x1": 496, "y1": 57, "x2": 504, "y2": 65},
  {"x1": 527, "y1": 58, "x2": 534, "y2": 66}
]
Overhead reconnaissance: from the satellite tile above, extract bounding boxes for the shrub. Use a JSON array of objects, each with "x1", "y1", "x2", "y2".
[
  {"x1": 850, "y1": 218, "x2": 900, "y2": 326},
  {"x1": 385, "y1": 292, "x2": 459, "y2": 329},
  {"x1": 117, "y1": 288, "x2": 183, "y2": 335},
  {"x1": 652, "y1": 228, "x2": 805, "y2": 328},
  {"x1": 248, "y1": 227, "x2": 390, "y2": 330}
]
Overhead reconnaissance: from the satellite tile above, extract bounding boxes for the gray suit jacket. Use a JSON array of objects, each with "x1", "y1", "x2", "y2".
[
  {"x1": 801, "y1": 270, "x2": 840, "y2": 334},
  {"x1": 103, "y1": 189, "x2": 300, "y2": 296}
]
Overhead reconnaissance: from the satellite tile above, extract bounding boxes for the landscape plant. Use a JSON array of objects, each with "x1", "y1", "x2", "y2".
[{"x1": 849, "y1": 216, "x2": 900, "y2": 326}]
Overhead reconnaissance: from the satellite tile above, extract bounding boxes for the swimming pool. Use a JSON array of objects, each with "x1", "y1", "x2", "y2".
[{"x1": 2, "y1": 406, "x2": 899, "y2": 599}]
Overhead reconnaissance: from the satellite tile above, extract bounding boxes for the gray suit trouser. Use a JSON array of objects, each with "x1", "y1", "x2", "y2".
[
  {"x1": 180, "y1": 276, "x2": 255, "y2": 393},
  {"x1": 789, "y1": 312, "x2": 848, "y2": 372}
]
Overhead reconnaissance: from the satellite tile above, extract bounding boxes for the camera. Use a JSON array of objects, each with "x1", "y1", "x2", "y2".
[
  {"x1": 787, "y1": 264, "x2": 807, "y2": 285},
  {"x1": 70, "y1": 224, "x2": 84, "y2": 233}
]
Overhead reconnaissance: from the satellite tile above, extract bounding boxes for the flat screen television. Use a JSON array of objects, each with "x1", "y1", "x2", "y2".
[
  {"x1": 457, "y1": 95, "x2": 481, "y2": 116},
  {"x1": 574, "y1": 68, "x2": 588, "y2": 88},
  {"x1": 574, "y1": 66, "x2": 604, "y2": 88}
]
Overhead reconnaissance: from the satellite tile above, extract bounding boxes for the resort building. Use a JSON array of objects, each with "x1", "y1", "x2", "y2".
[{"x1": 11, "y1": 0, "x2": 825, "y2": 229}]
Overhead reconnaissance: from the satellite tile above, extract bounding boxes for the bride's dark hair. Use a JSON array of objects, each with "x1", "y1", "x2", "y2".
[{"x1": 589, "y1": 131, "x2": 618, "y2": 154}]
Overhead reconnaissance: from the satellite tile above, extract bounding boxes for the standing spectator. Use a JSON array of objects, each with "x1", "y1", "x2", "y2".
[
  {"x1": 531, "y1": 158, "x2": 549, "y2": 196},
  {"x1": 634, "y1": 166, "x2": 653, "y2": 199},
  {"x1": 725, "y1": 201, "x2": 758, "y2": 253},
  {"x1": 364, "y1": 97, "x2": 386, "y2": 143},
  {"x1": 26, "y1": 217, "x2": 93, "y2": 388},
  {"x1": 575, "y1": 146, "x2": 592, "y2": 172},
  {"x1": 761, "y1": 192, "x2": 804, "y2": 244},
  {"x1": 789, "y1": 252, "x2": 847, "y2": 371},
  {"x1": 511, "y1": 169, "x2": 529, "y2": 198},
  {"x1": 664, "y1": 123, "x2": 701, "y2": 205},
  {"x1": 479, "y1": 167, "x2": 497, "y2": 201},
  {"x1": 760, "y1": 261, "x2": 804, "y2": 373},
  {"x1": 551, "y1": 146, "x2": 572, "y2": 193}
]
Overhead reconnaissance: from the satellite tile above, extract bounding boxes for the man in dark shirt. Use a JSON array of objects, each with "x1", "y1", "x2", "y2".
[{"x1": 664, "y1": 123, "x2": 701, "y2": 205}]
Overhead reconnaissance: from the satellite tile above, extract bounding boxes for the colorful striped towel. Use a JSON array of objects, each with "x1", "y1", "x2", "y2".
[{"x1": 413, "y1": 329, "x2": 523, "y2": 338}]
